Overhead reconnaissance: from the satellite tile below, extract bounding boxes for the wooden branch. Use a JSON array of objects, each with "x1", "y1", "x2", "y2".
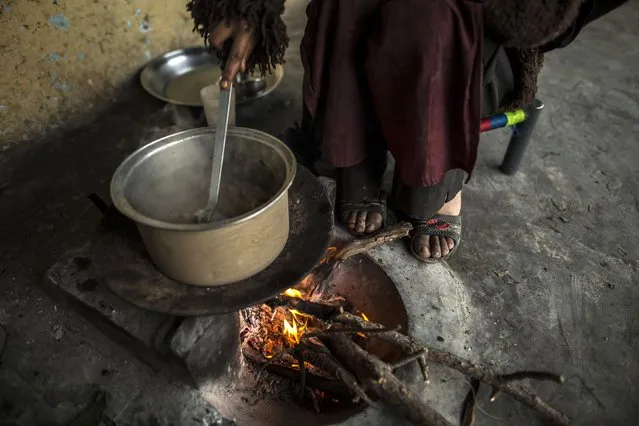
[
  {"x1": 490, "y1": 372, "x2": 564, "y2": 402},
  {"x1": 257, "y1": 349, "x2": 294, "y2": 380},
  {"x1": 305, "y1": 325, "x2": 398, "y2": 340},
  {"x1": 296, "y1": 350, "x2": 307, "y2": 398},
  {"x1": 424, "y1": 351, "x2": 569, "y2": 425},
  {"x1": 333, "y1": 313, "x2": 569, "y2": 425},
  {"x1": 264, "y1": 295, "x2": 344, "y2": 320},
  {"x1": 258, "y1": 285, "x2": 568, "y2": 424},
  {"x1": 333, "y1": 312, "x2": 430, "y2": 382},
  {"x1": 500, "y1": 371, "x2": 564, "y2": 384},
  {"x1": 332, "y1": 222, "x2": 413, "y2": 261},
  {"x1": 307, "y1": 222, "x2": 414, "y2": 299},
  {"x1": 293, "y1": 342, "x2": 374, "y2": 406},
  {"x1": 460, "y1": 378, "x2": 481, "y2": 426},
  {"x1": 390, "y1": 350, "x2": 428, "y2": 370},
  {"x1": 325, "y1": 333, "x2": 453, "y2": 426},
  {"x1": 242, "y1": 347, "x2": 352, "y2": 399}
]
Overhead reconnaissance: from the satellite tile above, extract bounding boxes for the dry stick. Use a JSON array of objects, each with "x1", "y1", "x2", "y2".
[
  {"x1": 294, "y1": 342, "x2": 374, "y2": 406},
  {"x1": 332, "y1": 222, "x2": 414, "y2": 261},
  {"x1": 390, "y1": 349, "x2": 428, "y2": 370},
  {"x1": 490, "y1": 371, "x2": 564, "y2": 402},
  {"x1": 333, "y1": 313, "x2": 570, "y2": 425},
  {"x1": 422, "y1": 352, "x2": 569, "y2": 425},
  {"x1": 309, "y1": 222, "x2": 413, "y2": 298},
  {"x1": 460, "y1": 378, "x2": 481, "y2": 426},
  {"x1": 334, "y1": 312, "x2": 430, "y2": 382},
  {"x1": 264, "y1": 295, "x2": 344, "y2": 320},
  {"x1": 325, "y1": 333, "x2": 453, "y2": 426},
  {"x1": 295, "y1": 350, "x2": 307, "y2": 398},
  {"x1": 308, "y1": 387, "x2": 322, "y2": 414},
  {"x1": 299, "y1": 338, "x2": 333, "y2": 357},
  {"x1": 242, "y1": 347, "x2": 352, "y2": 399},
  {"x1": 500, "y1": 371, "x2": 565, "y2": 384},
  {"x1": 255, "y1": 348, "x2": 294, "y2": 380},
  {"x1": 305, "y1": 325, "x2": 399, "y2": 340}
]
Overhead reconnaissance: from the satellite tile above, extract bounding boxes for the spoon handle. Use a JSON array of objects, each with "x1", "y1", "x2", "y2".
[{"x1": 206, "y1": 84, "x2": 233, "y2": 218}]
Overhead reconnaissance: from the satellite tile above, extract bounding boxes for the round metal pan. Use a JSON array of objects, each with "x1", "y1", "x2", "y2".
[
  {"x1": 92, "y1": 165, "x2": 333, "y2": 316},
  {"x1": 140, "y1": 46, "x2": 284, "y2": 106}
]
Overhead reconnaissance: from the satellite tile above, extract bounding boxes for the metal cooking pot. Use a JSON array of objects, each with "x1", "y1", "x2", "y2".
[{"x1": 110, "y1": 127, "x2": 297, "y2": 287}]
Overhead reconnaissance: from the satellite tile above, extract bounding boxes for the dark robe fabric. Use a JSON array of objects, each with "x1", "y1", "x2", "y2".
[
  {"x1": 189, "y1": 0, "x2": 630, "y2": 190},
  {"x1": 301, "y1": 0, "x2": 484, "y2": 188}
]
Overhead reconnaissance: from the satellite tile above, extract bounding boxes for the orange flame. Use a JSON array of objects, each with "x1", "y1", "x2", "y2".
[
  {"x1": 282, "y1": 308, "x2": 313, "y2": 345},
  {"x1": 283, "y1": 318, "x2": 299, "y2": 344},
  {"x1": 357, "y1": 312, "x2": 370, "y2": 338},
  {"x1": 290, "y1": 309, "x2": 311, "y2": 325},
  {"x1": 284, "y1": 288, "x2": 303, "y2": 298},
  {"x1": 291, "y1": 361, "x2": 314, "y2": 369},
  {"x1": 322, "y1": 246, "x2": 338, "y2": 263},
  {"x1": 280, "y1": 289, "x2": 314, "y2": 346}
]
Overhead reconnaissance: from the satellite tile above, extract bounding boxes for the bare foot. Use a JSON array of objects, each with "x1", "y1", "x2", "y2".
[
  {"x1": 340, "y1": 161, "x2": 386, "y2": 236},
  {"x1": 345, "y1": 210, "x2": 384, "y2": 235},
  {"x1": 413, "y1": 191, "x2": 462, "y2": 259}
]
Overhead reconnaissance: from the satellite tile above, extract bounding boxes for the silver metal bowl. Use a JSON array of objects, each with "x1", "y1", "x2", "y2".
[
  {"x1": 111, "y1": 127, "x2": 297, "y2": 286},
  {"x1": 140, "y1": 47, "x2": 284, "y2": 106}
]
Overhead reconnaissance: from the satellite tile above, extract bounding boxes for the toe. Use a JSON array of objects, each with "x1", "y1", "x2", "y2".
[
  {"x1": 365, "y1": 212, "x2": 383, "y2": 233},
  {"x1": 346, "y1": 212, "x2": 357, "y2": 230},
  {"x1": 355, "y1": 211, "x2": 368, "y2": 234},
  {"x1": 439, "y1": 236, "x2": 450, "y2": 257},
  {"x1": 446, "y1": 237, "x2": 455, "y2": 251},
  {"x1": 430, "y1": 236, "x2": 442, "y2": 258},
  {"x1": 414, "y1": 235, "x2": 431, "y2": 258}
]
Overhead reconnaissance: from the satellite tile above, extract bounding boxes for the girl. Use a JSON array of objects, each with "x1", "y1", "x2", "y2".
[{"x1": 188, "y1": 0, "x2": 627, "y2": 261}]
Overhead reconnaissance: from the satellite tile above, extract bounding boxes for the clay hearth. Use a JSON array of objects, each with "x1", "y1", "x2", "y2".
[
  {"x1": 44, "y1": 169, "x2": 413, "y2": 426},
  {"x1": 47, "y1": 228, "x2": 408, "y2": 425},
  {"x1": 45, "y1": 176, "x2": 476, "y2": 426},
  {"x1": 195, "y1": 255, "x2": 408, "y2": 426}
]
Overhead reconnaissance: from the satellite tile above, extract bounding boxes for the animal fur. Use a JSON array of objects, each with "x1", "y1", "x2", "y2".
[
  {"x1": 484, "y1": 0, "x2": 582, "y2": 108},
  {"x1": 483, "y1": 0, "x2": 583, "y2": 48}
]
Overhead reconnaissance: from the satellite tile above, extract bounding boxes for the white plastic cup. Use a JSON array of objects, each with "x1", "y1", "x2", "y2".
[{"x1": 200, "y1": 83, "x2": 236, "y2": 127}]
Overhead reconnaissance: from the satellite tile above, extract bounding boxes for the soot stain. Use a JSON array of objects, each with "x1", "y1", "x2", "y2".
[
  {"x1": 77, "y1": 278, "x2": 99, "y2": 292},
  {"x1": 73, "y1": 257, "x2": 92, "y2": 271}
]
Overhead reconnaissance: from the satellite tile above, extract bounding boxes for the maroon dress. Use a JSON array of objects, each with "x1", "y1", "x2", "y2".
[
  {"x1": 189, "y1": 0, "x2": 626, "y2": 220},
  {"x1": 300, "y1": 0, "x2": 484, "y2": 190}
]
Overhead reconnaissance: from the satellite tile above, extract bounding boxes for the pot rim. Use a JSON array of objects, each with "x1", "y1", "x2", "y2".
[{"x1": 110, "y1": 127, "x2": 297, "y2": 232}]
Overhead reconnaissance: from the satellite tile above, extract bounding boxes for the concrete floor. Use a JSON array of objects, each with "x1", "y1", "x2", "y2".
[{"x1": 1, "y1": 1, "x2": 638, "y2": 425}]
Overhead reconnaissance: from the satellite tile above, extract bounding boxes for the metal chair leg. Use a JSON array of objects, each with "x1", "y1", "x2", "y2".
[{"x1": 500, "y1": 99, "x2": 544, "y2": 175}]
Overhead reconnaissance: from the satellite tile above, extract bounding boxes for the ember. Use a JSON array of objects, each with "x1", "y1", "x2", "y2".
[{"x1": 240, "y1": 283, "x2": 345, "y2": 385}]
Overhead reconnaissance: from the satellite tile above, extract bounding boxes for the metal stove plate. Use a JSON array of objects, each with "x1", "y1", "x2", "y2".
[
  {"x1": 92, "y1": 165, "x2": 333, "y2": 316},
  {"x1": 140, "y1": 46, "x2": 284, "y2": 106}
]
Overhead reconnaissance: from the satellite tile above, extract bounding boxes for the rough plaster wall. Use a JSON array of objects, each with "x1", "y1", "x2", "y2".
[{"x1": 0, "y1": 0, "x2": 200, "y2": 147}]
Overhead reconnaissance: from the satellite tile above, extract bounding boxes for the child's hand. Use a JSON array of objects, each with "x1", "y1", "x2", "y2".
[{"x1": 209, "y1": 19, "x2": 256, "y2": 89}]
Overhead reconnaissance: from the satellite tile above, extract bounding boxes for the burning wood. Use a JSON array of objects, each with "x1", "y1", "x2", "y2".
[{"x1": 240, "y1": 225, "x2": 570, "y2": 425}]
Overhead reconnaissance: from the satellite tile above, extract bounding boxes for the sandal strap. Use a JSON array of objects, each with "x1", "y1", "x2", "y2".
[
  {"x1": 340, "y1": 200, "x2": 385, "y2": 212},
  {"x1": 412, "y1": 214, "x2": 462, "y2": 243},
  {"x1": 339, "y1": 192, "x2": 387, "y2": 225}
]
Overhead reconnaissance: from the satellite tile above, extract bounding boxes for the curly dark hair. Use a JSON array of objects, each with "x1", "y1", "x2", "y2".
[{"x1": 187, "y1": 0, "x2": 289, "y2": 76}]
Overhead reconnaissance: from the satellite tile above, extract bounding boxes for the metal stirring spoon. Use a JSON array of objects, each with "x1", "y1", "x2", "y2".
[{"x1": 195, "y1": 84, "x2": 233, "y2": 223}]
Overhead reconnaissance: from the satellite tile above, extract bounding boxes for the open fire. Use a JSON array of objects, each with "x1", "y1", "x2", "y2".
[
  {"x1": 243, "y1": 287, "x2": 368, "y2": 353},
  {"x1": 240, "y1": 271, "x2": 370, "y2": 411},
  {"x1": 237, "y1": 226, "x2": 569, "y2": 425}
]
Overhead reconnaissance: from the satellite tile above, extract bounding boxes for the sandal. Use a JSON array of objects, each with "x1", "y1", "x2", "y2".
[
  {"x1": 409, "y1": 214, "x2": 462, "y2": 262},
  {"x1": 339, "y1": 193, "x2": 387, "y2": 236}
]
